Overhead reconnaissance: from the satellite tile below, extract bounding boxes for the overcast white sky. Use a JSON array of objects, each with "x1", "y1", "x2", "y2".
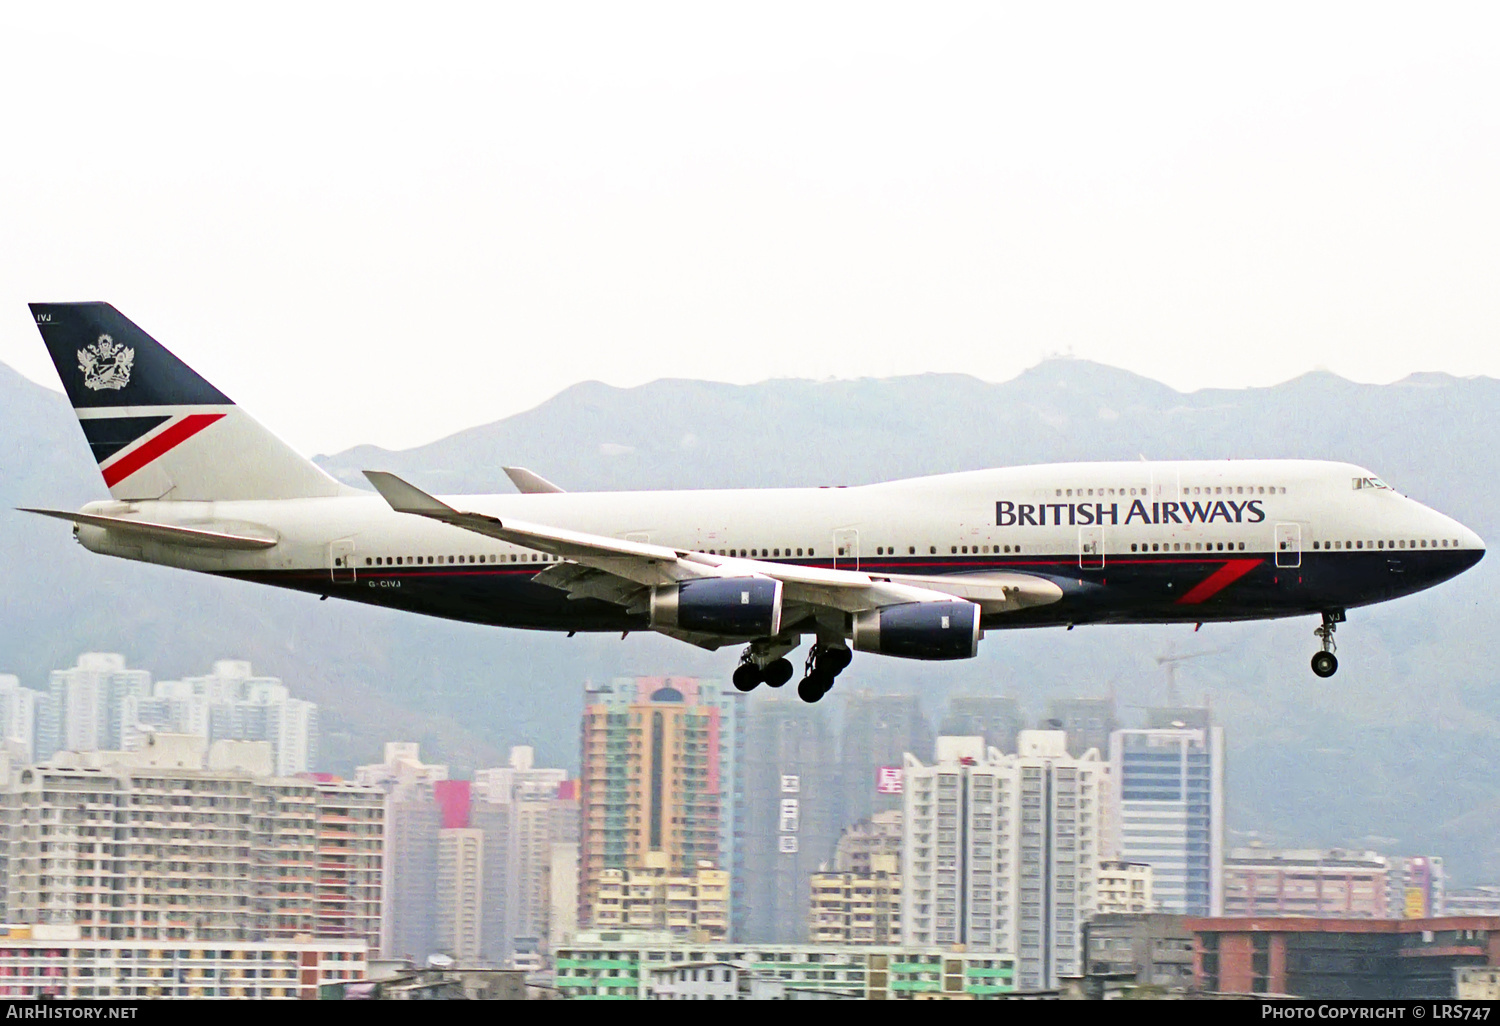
[{"x1": 2, "y1": 2, "x2": 1497, "y2": 453}]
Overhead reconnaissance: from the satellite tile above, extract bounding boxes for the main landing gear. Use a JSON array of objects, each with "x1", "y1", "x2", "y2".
[
  {"x1": 797, "y1": 645, "x2": 852, "y2": 703},
  {"x1": 1311, "y1": 609, "x2": 1345, "y2": 678},
  {"x1": 732, "y1": 651, "x2": 795, "y2": 692}
]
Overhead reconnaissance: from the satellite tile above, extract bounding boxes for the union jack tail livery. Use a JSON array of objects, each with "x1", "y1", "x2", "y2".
[{"x1": 29, "y1": 303, "x2": 344, "y2": 502}]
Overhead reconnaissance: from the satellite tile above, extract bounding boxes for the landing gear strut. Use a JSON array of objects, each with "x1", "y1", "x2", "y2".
[
  {"x1": 797, "y1": 645, "x2": 852, "y2": 703},
  {"x1": 1311, "y1": 609, "x2": 1344, "y2": 678}
]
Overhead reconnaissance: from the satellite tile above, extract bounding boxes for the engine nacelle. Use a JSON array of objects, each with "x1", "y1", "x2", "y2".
[
  {"x1": 650, "y1": 577, "x2": 783, "y2": 637},
  {"x1": 851, "y1": 600, "x2": 981, "y2": 660}
]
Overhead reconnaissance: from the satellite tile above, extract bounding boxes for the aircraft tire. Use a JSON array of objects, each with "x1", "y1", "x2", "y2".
[
  {"x1": 764, "y1": 658, "x2": 794, "y2": 688},
  {"x1": 732, "y1": 663, "x2": 762, "y2": 692},
  {"x1": 798, "y1": 672, "x2": 831, "y2": 702},
  {"x1": 1310, "y1": 651, "x2": 1338, "y2": 678}
]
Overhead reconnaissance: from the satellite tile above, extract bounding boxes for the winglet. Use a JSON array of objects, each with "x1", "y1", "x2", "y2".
[
  {"x1": 503, "y1": 466, "x2": 565, "y2": 494},
  {"x1": 362, "y1": 471, "x2": 464, "y2": 517}
]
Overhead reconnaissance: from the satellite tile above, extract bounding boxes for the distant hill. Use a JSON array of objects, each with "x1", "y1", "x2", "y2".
[{"x1": 4, "y1": 358, "x2": 1499, "y2": 880}]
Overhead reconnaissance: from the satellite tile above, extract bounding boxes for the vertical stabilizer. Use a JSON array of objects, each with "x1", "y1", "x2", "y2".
[{"x1": 29, "y1": 302, "x2": 344, "y2": 501}]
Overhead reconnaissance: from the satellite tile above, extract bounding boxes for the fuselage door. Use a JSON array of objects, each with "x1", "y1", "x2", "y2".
[
  {"x1": 329, "y1": 539, "x2": 356, "y2": 583},
  {"x1": 1079, "y1": 526, "x2": 1105, "y2": 570},
  {"x1": 1275, "y1": 523, "x2": 1302, "y2": 569},
  {"x1": 833, "y1": 528, "x2": 859, "y2": 570}
]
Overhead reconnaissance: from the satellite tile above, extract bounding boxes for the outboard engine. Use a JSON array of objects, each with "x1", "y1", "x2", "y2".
[
  {"x1": 851, "y1": 600, "x2": 981, "y2": 660},
  {"x1": 650, "y1": 577, "x2": 783, "y2": 637}
]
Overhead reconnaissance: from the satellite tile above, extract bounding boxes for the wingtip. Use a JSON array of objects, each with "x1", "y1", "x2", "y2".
[{"x1": 360, "y1": 471, "x2": 455, "y2": 514}]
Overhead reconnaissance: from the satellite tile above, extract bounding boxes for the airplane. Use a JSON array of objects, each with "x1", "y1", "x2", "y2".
[{"x1": 22, "y1": 302, "x2": 1486, "y2": 702}]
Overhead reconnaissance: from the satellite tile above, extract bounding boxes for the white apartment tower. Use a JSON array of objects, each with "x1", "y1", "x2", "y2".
[
  {"x1": 42, "y1": 654, "x2": 152, "y2": 758},
  {"x1": 0, "y1": 677, "x2": 43, "y2": 763},
  {"x1": 471, "y1": 746, "x2": 570, "y2": 963},
  {"x1": 902, "y1": 732, "x2": 1104, "y2": 990},
  {"x1": 1108, "y1": 724, "x2": 1225, "y2": 916}
]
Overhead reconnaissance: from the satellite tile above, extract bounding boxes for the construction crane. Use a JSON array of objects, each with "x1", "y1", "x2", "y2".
[{"x1": 1153, "y1": 647, "x2": 1223, "y2": 706}]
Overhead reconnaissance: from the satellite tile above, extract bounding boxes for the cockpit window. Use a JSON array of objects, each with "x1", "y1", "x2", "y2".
[{"x1": 1353, "y1": 476, "x2": 1391, "y2": 490}]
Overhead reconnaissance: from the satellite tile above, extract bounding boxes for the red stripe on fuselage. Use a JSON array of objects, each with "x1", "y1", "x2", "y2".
[
  {"x1": 100, "y1": 413, "x2": 225, "y2": 487},
  {"x1": 1175, "y1": 558, "x2": 1262, "y2": 604}
]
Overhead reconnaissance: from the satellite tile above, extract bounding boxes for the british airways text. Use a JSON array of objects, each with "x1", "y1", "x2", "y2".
[{"x1": 996, "y1": 499, "x2": 1267, "y2": 527}]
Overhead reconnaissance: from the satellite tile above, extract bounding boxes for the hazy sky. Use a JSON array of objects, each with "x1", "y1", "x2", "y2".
[{"x1": 3, "y1": 3, "x2": 1497, "y2": 453}]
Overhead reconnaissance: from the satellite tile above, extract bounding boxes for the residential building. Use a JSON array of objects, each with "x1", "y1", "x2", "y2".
[
  {"x1": 42, "y1": 653, "x2": 151, "y2": 757},
  {"x1": 1109, "y1": 721, "x2": 1225, "y2": 916},
  {"x1": 555, "y1": 931, "x2": 1016, "y2": 999},
  {"x1": 0, "y1": 735, "x2": 383, "y2": 943},
  {"x1": 0, "y1": 924, "x2": 365, "y2": 1000},
  {"x1": 1457, "y1": 967, "x2": 1500, "y2": 1000},
  {"x1": 0, "y1": 676, "x2": 42, "y2": 763},
  {"x1": 1388, "y1": 855, "x2": 1446, "y2": 918},
  {"x1": 1445, "y1": 887, "x2": 1500, "y2": 917},
  {"x1": 1096, "y1": 860, "x2": 1154, "y2": 914},
  {"x1": 308, "y1": 775, "x2": 386, "y2": 952},
  {"x1": 832, "y1": 810, "x2": 903, "y2": 875},
  {"x1": 150, "y1": 660, "x2": 318, "y2": 775},
  {"x1": 1222, "y1": 848, "x2": 1389, "y2": 918},
  {"x1": 741, "y1": 695, "x2": 838, "y2": 942},
  {"x1": 1044, "y1": 697, "x2": 1116, "y2": 759},
  {"x1": 591, "y1": 853, "x2": 729, "y2": 940},
  {"x1": 437, "y1": 826, "x2": 485, "y2": 963},
  {"x1": 471, "y1": 746, "x2": 571, "y2": 963},
  {"x1": 1189, "y1": 916, "x2": 1500, "y2": 999},
  {"x1": 903, "y1": 732, "x2": 1105, "y2": 989},
  {"x1": 939, "y1": 694, "x2": 1023, "y2": 754},
  {"x1": 839, "y1": 691, "x2": 932, "y2": 828},
  {"x1": 808, "y1": 853, "x2": 901, "y2": 945},
  {"x1": 357, "y1": 743, "x2": 448, "y2": 962},
  {"x1": 578, "y1": 678, "x2": 738, "y2": 928},
  {"x1": 1084, "y1": 913, "x2": 1195, "y2": 990}
]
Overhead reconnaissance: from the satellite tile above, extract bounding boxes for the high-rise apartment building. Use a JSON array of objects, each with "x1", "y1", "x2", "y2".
[
  {"x1": 840, "y1": 691, "x2": 933, "y2": 828},
  {"x1": 939, "y1": 694, "x2": 1023, "y2": 754},
  {"x1": 357, "y1": 743, "x2": 448, "y2": 962},
  {"x1": 0, "y1": 735, "x2": 383, "y2": 943},
  {"x1": 436, "y1": 826, "x2": 484, "y2": 963},
  {"x1": 471, "y1": 746, "x2": 573, "y2": 963},
  {"x1": 578, "y1": 678, "x2": 738, "y2": 928},
  {"x1": 145, "y1": 661, "x2": 318, "y2": 775},
  {"x1": 1044, "y1": 697, "x2": 1116, "y2": 758},
  {"x1": 1222, "y1": 848, "x2": 1389, "y2": 918},
  {"x1": 903, "y1": 732, "x2": 1104, "y2": 990},
  {"x1": 0, "y1": 676, "x2": 43, "y2": 763},
  {"x1": 808, "y1": 853, "x2": 901, "y2": 945},
  {"x1": 741, "y1": 696, "x2": 838, "y2": 942},
  {"x1": 308, "y1": 776, "x2": 385, "y2": 951},
  {"x1": 41, "y1": 653, "x2": 152, "y2": 758},
  {"x1": 1109, "y1": 720, "x2": 1225, "y2": 916}
]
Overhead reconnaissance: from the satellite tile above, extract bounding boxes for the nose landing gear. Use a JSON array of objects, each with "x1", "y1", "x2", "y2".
[
  {"x1": 797, "y1": 645, "x2": 852, "y2": 703},
  {"x1": 1310, "y1": 609, "x2": 1345, "y2": 678}
]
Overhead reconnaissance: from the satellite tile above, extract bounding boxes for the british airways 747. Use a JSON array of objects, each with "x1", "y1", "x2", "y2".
[{"x1": 24, "y1": 303, "x2": 1486, "y2": 702}]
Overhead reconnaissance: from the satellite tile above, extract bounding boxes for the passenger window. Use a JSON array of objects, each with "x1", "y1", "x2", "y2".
[
  {"x1": 808, "y1": 548, "x2": 815, "y2": 556},
  {"x1": 1313, "y1": 541, "x2": 1319, "y2": 550},
  {"x1": 1003, "y1": 545, "x2": 1010, "y2": 553},
  {"x1": 797, "y1": 548, "x2": 804, "y2": 556},
  {"x1": 1152, "y1": 543, "x2": 1159, "y2": 552},
  {"x1": 930, "y1": 546, "x2": 936, "y2": 554},
  {"x1": 1131, "y1": 544, "x2": 1138, "y2": 552},
  {"x1": 961, "y1": 546, "x2": 968, "y2": 554},
  {"x1": 1238, "y1": 542, "x2": 1245, "y2": 550},
  {"x1": 951, "y1": 546, "x2": 957, "y2": 554},
  {"x1": 908, "y1": 546, "x2": 915, "y2": 555}
]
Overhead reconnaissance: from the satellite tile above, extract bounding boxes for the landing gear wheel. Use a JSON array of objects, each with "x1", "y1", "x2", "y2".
[
  {"x1": 798, "y1": 671, "x2": 832, "y2": 703},
  {"x1": 1310, "y1": 609, "x2": 1344, "y2": 678},
  {"x1": 732, "y1": 663, "x2": 762, "y2": 692},
  {"x1": 763, "y1": 658, "x2": 794, "y2": 688}
]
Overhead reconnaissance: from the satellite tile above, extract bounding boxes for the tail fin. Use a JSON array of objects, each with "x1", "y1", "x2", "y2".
[{"x1": 29, "y1": 302, "x2": 344, "y2": 501}]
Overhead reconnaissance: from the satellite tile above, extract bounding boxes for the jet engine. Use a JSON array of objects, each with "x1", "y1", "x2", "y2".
[
  {"x1": 650, "y1": 577, "x2": 783, "y2": 637},
  {"x1": 851, "y1": 600, "x2": 981, "y2": 660}
]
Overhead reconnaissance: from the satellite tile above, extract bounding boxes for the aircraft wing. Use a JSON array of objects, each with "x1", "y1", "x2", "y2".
[
  {"x1": 503, "y1": 467, "x2": 565, "y2": 494},
  {"x1": 362, "y1": 472, "x2": 1061, "y2": 641}
]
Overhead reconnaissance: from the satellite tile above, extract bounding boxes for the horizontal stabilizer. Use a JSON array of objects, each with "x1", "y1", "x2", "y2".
[
  {"x1": 19, "y1": 508, "x2": 278, "y2": 550},
  {"x1": 503, "y1": 467, "x2": 566, "y2": 494}
]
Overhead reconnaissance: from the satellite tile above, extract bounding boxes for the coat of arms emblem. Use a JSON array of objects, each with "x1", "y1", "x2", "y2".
[{"x1": 77, "y1": 334, "x2": 134, "y2": 391}]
